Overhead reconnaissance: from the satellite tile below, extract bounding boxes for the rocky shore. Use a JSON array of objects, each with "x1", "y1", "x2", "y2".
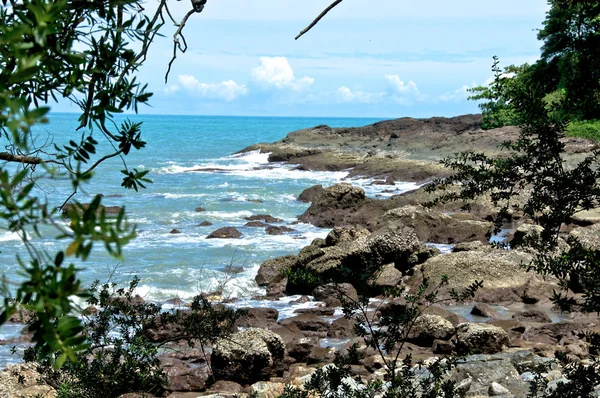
[{"x1": 4, "y1": 115, "x2": 600, "y2": 397}]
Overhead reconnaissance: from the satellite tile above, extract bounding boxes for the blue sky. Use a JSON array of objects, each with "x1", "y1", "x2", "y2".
[{"x1": 61, "y1": 0, "x2": 550, "y2": 118}]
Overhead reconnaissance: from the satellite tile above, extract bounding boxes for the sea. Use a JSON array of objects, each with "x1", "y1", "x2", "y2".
[{"x1": 0, "y1": 113, "x2": 426, "y2": 366}]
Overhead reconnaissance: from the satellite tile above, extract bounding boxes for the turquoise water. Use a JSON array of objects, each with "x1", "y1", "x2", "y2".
[{"x1": 0, "y1": 113, "x2": 424, "y2": 304}]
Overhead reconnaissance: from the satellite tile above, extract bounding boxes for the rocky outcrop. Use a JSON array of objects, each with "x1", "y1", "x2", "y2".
[
  {"x1": 455, "y1": 323, "x2": 510, "y2": 355},
  {"x1": 298, "y1": 183, "x2": 373, "y2": 227},
  {"x1": 265, "y1": 226, "x2": 295, "y2": 235},
  {"x1": 206, "y1": 227, "x2": 243, "y2": 239},
  {"x1": 255, "y1": 255, "x2": 295, "y2": 287},
  {"x1": 298, "y1": 184, "x2": 324, "y2": 203},
  {"x1": 370, "y1": 205, "x2": 493, "y2": 244},
  {"x1": 245, "y1": 214, "x2": 283, "y2": 223},
  {"x1": 211, "y1": 328, "x2": 285, "y2": 385},
  {"x1": 0, "y1": 363, "x2": 55, "y2": 397}
]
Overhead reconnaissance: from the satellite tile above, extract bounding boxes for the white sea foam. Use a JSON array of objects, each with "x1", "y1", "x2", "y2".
[
  {"x1": 0, "y1": 231, "x2": 21, "y2": 242},
  {"x1": 226, "y1": 150, "x2": 270, "y2": 164},
  {"x1": 161, "y1": 193, "x2": 209, "y2": 199}
]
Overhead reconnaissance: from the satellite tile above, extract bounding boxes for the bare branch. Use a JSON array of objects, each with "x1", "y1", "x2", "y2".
[
  {"x1": 0, "y1": 152, "x2": 42, "y2": 165},
  {"x1": 295, "y1": 0, "x2": 344, "y2": 40},
  {"x1": 165, "y1": 8, "x2": 196, "y2": 83}
]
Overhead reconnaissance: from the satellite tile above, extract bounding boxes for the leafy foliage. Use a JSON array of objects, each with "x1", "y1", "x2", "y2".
[
  {"x1": 0, "y1": 0, "x2": 200, "y2": 364},
  {"x1": 26, "y1": 276, "x2": 244, "y2": 397}
]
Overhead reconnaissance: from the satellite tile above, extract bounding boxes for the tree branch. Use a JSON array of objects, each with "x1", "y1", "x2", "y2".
[
  {"x1": 295, "y1": 0, "x2": 344, "y2": 40},
  {"x1": 0, "y1": 152, "x2": 42, "y2": 165}
]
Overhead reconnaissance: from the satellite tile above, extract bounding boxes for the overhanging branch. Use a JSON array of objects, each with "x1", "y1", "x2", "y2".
[
  {"x1": 0, "y1": 152, "x2": 42, "y2": 165},
  {"x1": 295, "y1": 0, "x2": 344, "y2": 40}
]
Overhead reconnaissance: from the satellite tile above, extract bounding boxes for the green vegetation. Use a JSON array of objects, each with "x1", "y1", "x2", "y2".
[
  {"x1": 469, "y1": 1, "x2": 600, "y2": 136},
  {"x1": 566, "y1": 120, "x2": 600, "y2": 142}
]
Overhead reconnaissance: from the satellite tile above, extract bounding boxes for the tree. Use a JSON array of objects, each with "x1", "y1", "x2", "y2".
[
  {"x1": 0, "y1": 0, "x2": 203, "y2": 365},
  {"x1": 538, "y1": 0, "x2": 600, "y2": 120}
]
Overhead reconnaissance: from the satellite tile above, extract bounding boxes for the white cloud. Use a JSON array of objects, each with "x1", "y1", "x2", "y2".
[
  {"x1": 164, "y1": 84, "x2": 180, "y2": 95},
  {"x1": 178, "y1": 75, "x2": 248, "y2": 101},
  {"x1": 439, "y1": 81, "x2": 477, "y2": 102},
  {"x1": 252, "y1": 57, "x2": 314, "y2": 91},
  {"x1": 335, "y1": 86, "x2": 384, "y2": 104},
  {"x1": 385, "y1": 74, "x2": 419, "y2": 95}
]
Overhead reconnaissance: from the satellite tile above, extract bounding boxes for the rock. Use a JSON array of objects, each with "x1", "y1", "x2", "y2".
[
  {"x1": 211, "y1": 328, "x2": 285, "y2": 385},
  {"x1": 286, "y1": 336, "x2": 320, "y2": 362},
  {"x1": 413, "y1": 249, "x2": 534, "y2": 301},
  {"x1": 569, "y1": 222, "x2": 600, "y2": 250},
  {"x1": 452, "y1": 240, "x2": 491, "y2": 252},
  {"x1": 298, "y1": 184, "x2": 325, "y2": 203},
  {"x1": 208, "y1": 380, "x2": 244, "y2": 394},
  {"x1": 278, "y1": 314, "x2": 329, "y2": 333},
  {"x1": 421, "y1": 305, "x2": 468, "y2": 327},
  {"x1": 433, "y1": 339, "x2": 454, "y2": 354},
  {"x1": 370, "y1": 262, "x2": 403, "y2": 288},
  {"x1": 408, "y1": 314, "x2": 455, "y2": 346},
  {"x1": 198, "y1": 221, "x2": 213, "y2": 226},
  {"x1": 195, "y1": 207, "x2": 206, "y2": 212},
  {"x1": 245, "y1": 221, "x2": 268, "y2": 227},
  {"x1": 298, "y1": 183, "x2": 369, "y2": 227},
  {"x1": 489, "y1": 382, "x2": 513, "y2": 396},
  {"x1": 164, "y1": 361, "x2": 211, "y2": 392},
  {"x1": 235, "y1": 308, "x2": 279, "y2": 329},
  {"x1": 265, "y1": 226, "x2": 295, "y2": 235},
  {"x1": 255, "y1": 255, "x2": 296, "y2": 287},
  {"x1": 0, "y1": 363, "x2": 56, "y2": 397},
  {"x1": 312, "y1": 283, "x2": 358, "y2": 307},
  {"x1": 571, "y1": 208, "x2": 600, "y2": 226},
  {"x1": 471, "y1": 303, "x2": 499, "y2": 318},
  {"x1": 294, "y1": 307, "x2": 335, "y2": 316},
  {"x1": 250, "y1": 381, "x2": 286, "y2": 398},
  {"x1": 170, "y1": 228, "x2": 182, "y2": 234},
  {"x1": 370, "y1": 205, "x2": 493, "y2": 244},
  {"x1": 206, "y1": 227, "x2": 242, "y2": 239},
  {"x1": 328, "y1": 317, "x2": 356, "y2": 338},
  {"x1": 512, "y1": 309, "x2": 552, "y2": 323},
  {"x1": 245, "y1": 214, "x2": 283, "y2": 223},
  {"x1": 325, "y1": 227, "x2": 370, "y2": 247},
  {"x1": 510, "y1": 223, "x2": 544, "y2": 248},
  {"x1": 455, "y1": 323, "x2": 510, "y2": 355},
  {"x1": 61, "y1": 202, "x2": 122, "y2": 217}
]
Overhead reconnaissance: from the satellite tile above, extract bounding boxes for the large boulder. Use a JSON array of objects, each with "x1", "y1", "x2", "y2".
[
  {"x1": 206, "y1": 227, "x2": 242, "y2": 239},
  {"x1": 407, "y1": 314, "x2": 455, "y2": 347},
  {"x1": 298, "y1": 184, "x2": 325, "y2": 203},
  {"x1": 455, "y1": 323, "x2": 510, "y2": 355},
  {"x1": 411, "y1": 249, "x2": 552, "y2": 304},
  {"x1": 298, "y1": 183, "x2": 378, "y2": 227},
  {"x1": 211, "y1": 328, "x2": 285, "y2": 385},
  {"x1": 370, "y1": 205, "x2": 493, "y2": 244},
  {"x1": 312, "y1": 283, "x2": 358, "y2": 307},
  {"x1": 255, "y1": 255, "x2": 295, "y2": 287},
  {"x1": 286, "y1": 223, "x2": 422, "y2": 294}
]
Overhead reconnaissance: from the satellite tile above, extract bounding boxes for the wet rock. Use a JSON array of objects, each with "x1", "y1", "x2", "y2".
[
  {"x1": 198, "y1": 221, "x2": 213, "y2": 227},
  {"x1": 512, "y1": 309, "x2": 552, "y2": 323},
  {"x1": 312, "y1": 283, "x2": 358, "y2": 307},
  {"x1": 211, "y1": 328, "x2": 285, "y2": 385},
  {"x1": 294, "y1": 307, "x2": 335, "y2": 316},
  {"x1": 328, "y1": 318, "x2": 356, "y2": 338},
  {"x1": 245, "y1": 214, "x2": 283, "y2": 223},
  {"x1": 408, "y1": 314, "x2": 455, "y2": 347},
  {"x1": 286, "y1": 336, "x2": 320, "y2": 362},
  {"x1": 455, "y1": 323, "x2": 510, "y2": 355},
  {"x1": 265, "y1": 226, "x2": 295, "y2": 235},
  {"x1": 61, "y1": 203, "x2": 122, "y2": 217},
  {"x1": 170, "y1": 228, "x2": 182, "y2": 234},
  {"x1": 195, "y1": 207, "x2": 206, "y2": 212},
  {"x1": 255, "y1": 255, "x2": 296, "y2": 287},
  {"x1": 164, "y1": 361, "x2": 211, "y2": 392},
  {"x1": 235, "y1": 308, "x2": 279, "y2": 329},
  {"x1": 278, "y1": 314, "x2": 329, "y2": 333},
  {"x1": 298, "y1": 184, "x2": 325, "y2": 203},
  {"x1": 471, "y1": 303, "x2": 500, "y2": 318},
  {"x1": 206, "y1": 227, "x2": 242, "y2": 239},
  {"x1": 245, "y1": 221, "x2": 268, "y2": 227}
]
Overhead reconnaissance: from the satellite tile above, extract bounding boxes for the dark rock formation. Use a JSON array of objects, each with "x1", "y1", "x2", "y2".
[{"x1": 206, "y1": 227, "x2": 242, "y2": 239}]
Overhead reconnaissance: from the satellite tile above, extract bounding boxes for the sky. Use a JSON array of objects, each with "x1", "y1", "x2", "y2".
[{"x1": 59, "y1": 0, "x2": 551, "y2": 118}]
